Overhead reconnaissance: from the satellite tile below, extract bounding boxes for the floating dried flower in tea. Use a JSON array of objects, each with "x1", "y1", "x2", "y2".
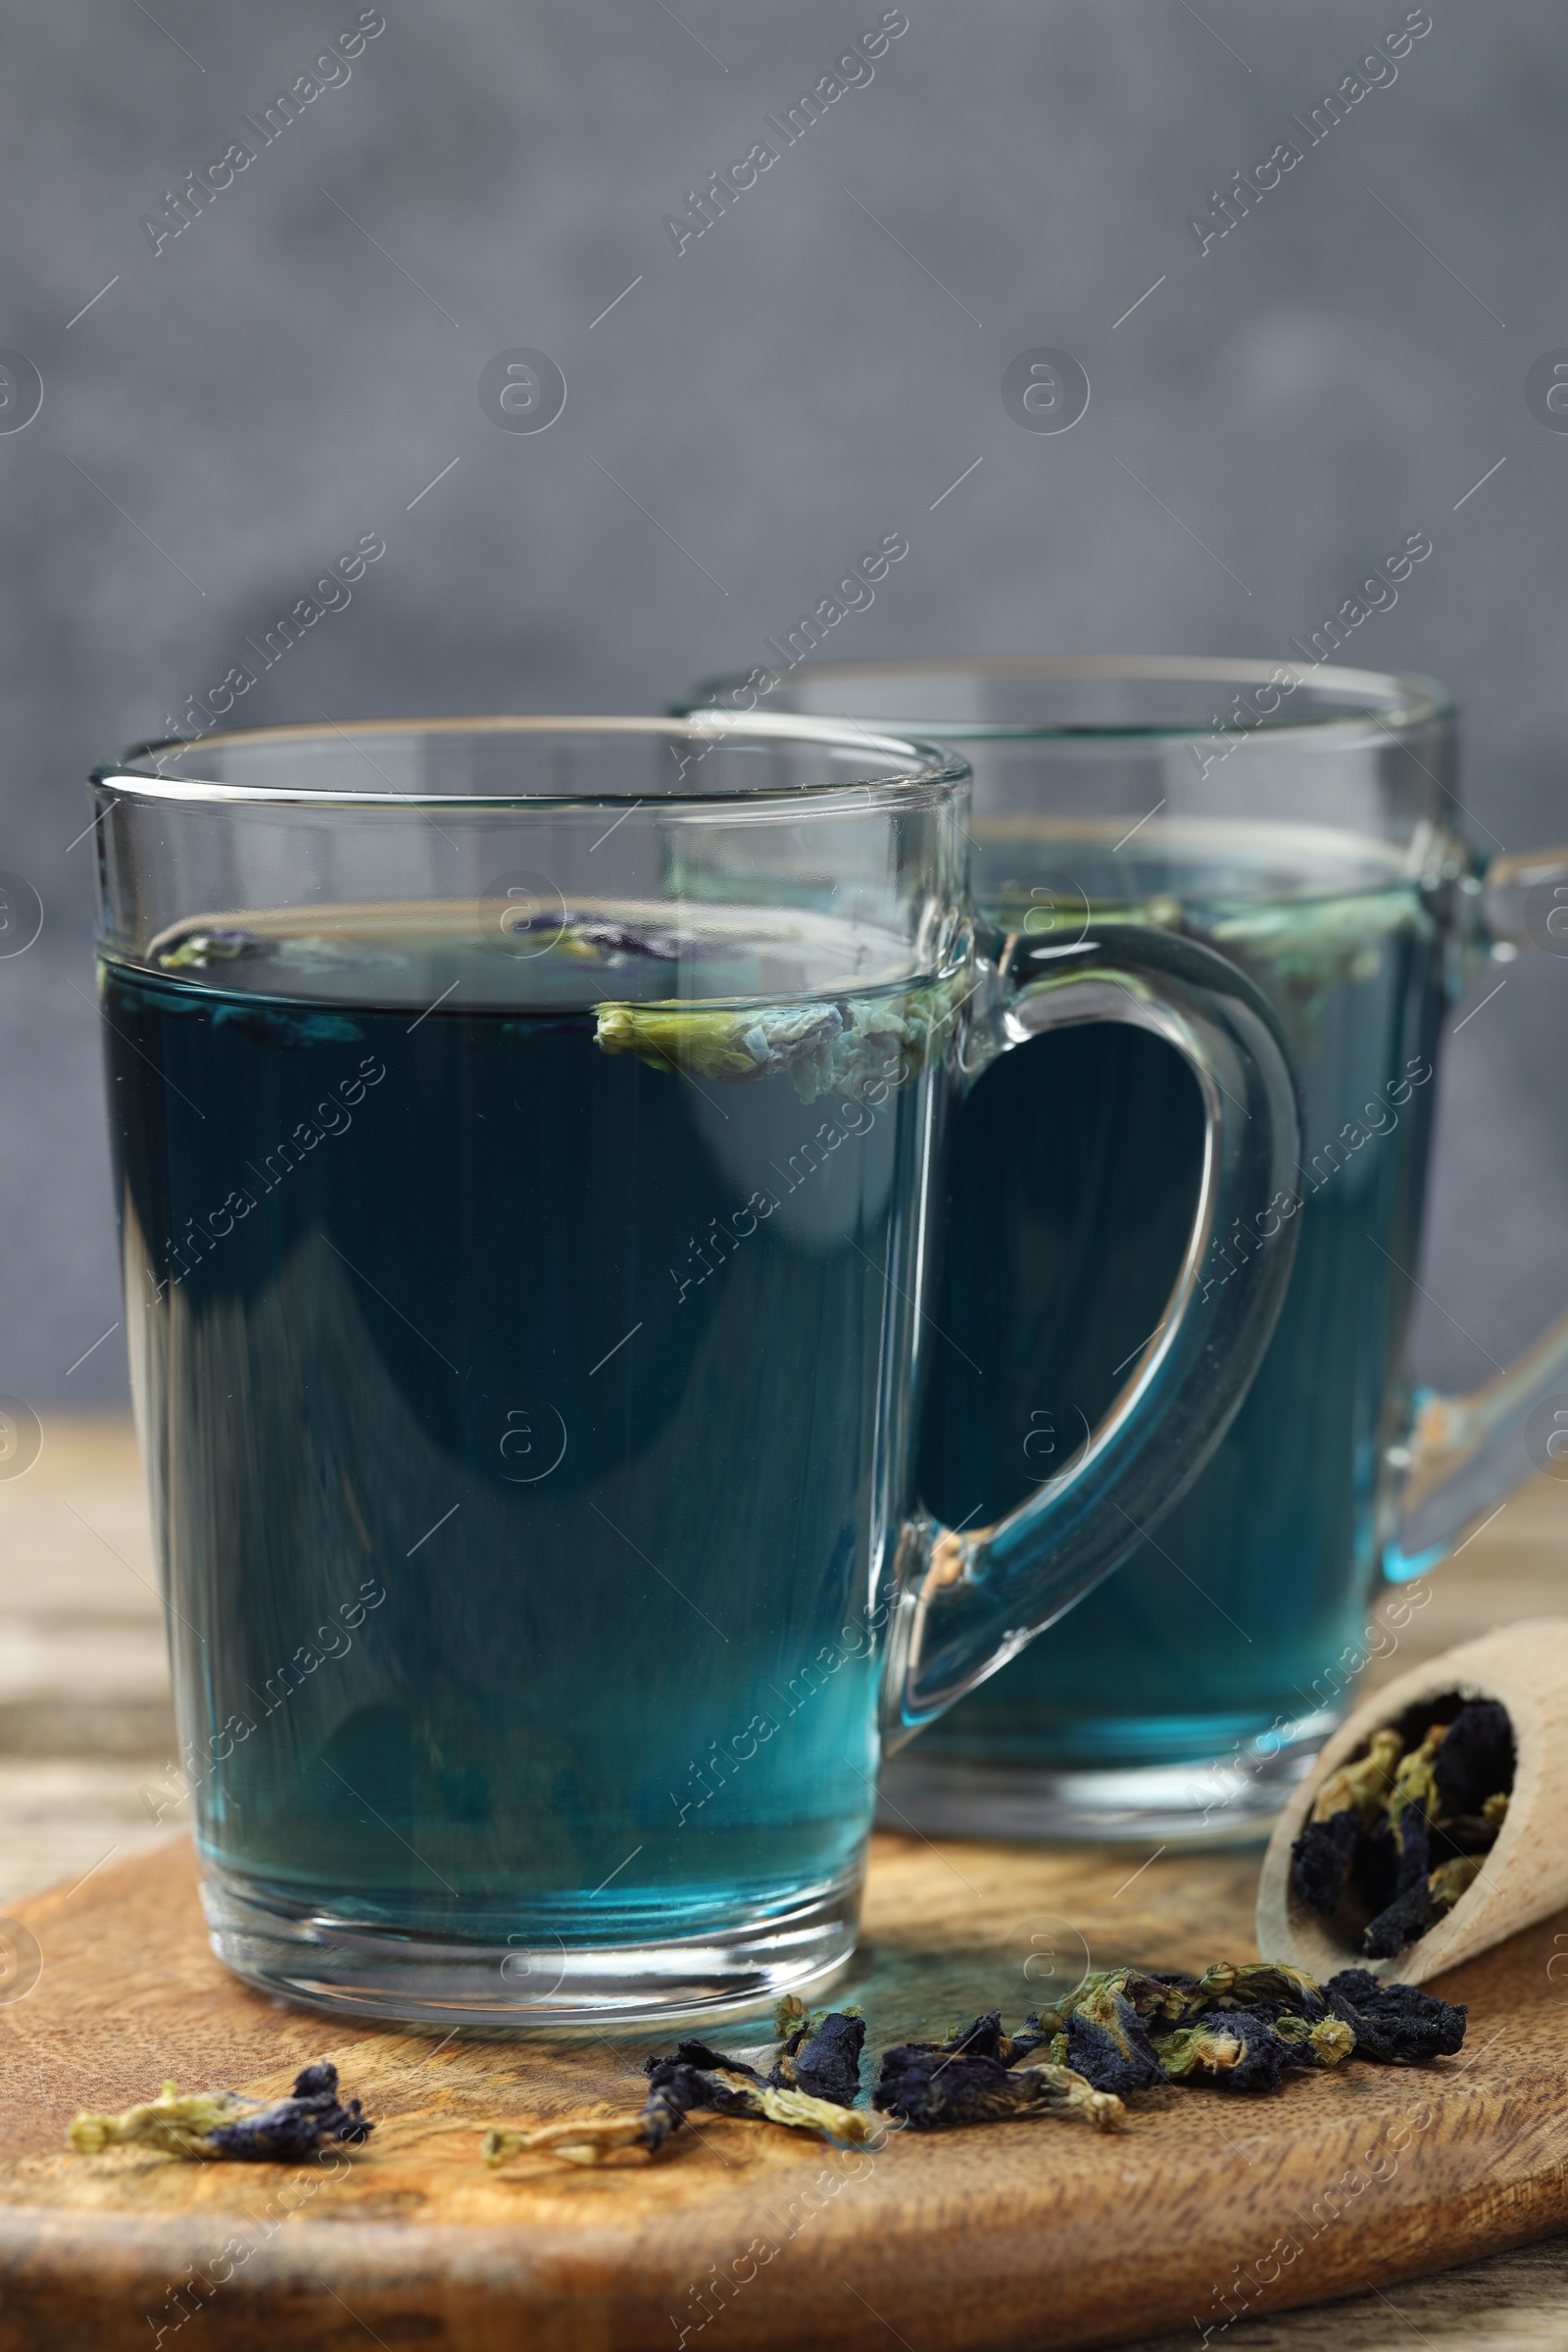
[
  {"x1": 503, "y1": 910, "x2": 702, "y2": 963},
  {"x1": 595, "y1": 971, "x2": 967, "y2": 1104},
  {"x1": 1213, "y1": 888, "x2": 1432, "y2": 1020},
  {"x1": 69, "y1": 2062, "x2": 372, "y2": 2161},
  {"x1": 1290, "y1": 1700, "x2": 1514, "y2": 1960},
  {"x1": 156, "y1": 928, "x2": 266, "y2": 970}
]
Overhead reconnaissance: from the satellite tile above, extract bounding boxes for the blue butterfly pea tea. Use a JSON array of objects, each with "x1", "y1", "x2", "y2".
[
  {"x1": 102, "y1": 909, "x2": 951, "y2": 1986},
  {"x1": 678, "y1": 657, "x2": 1568, "y2": 1842}
]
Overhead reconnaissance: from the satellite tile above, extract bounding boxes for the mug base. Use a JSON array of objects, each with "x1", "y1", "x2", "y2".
[
  {"x1": 878, "y1": 1713, "x2": 1338, "y2": 1844},
  {"x1": 199, "y1": 1860, "x2": 860, "y2": 2032}
]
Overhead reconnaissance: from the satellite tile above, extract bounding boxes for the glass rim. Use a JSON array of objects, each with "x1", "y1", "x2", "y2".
[
  {"x1": 91, "y1": 711, "x2": 970, "y2": 811},
  {"x1": 679, "y1": 654, "x2": 1457, "y2": 743}
]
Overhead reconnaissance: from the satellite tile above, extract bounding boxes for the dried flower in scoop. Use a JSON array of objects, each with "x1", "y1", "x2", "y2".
[
  {"x1": 1359, "y1": 1879, "x2": 1433, "y2": 1962},
  {"x1": 1363, "y1": 1853, "x2": 1489, "y2": 1961},
  {"x1": 1290, "y1": 1698, "x2": 1514, "y2": 1961},
  {"x1": 872, "y1": 2012, "x2": 1124, "y2": 2133},
  {"x1": 1291, "y1": 1728, "x2": 1404, "y2": 1914},
  {"x1": 1433, "y1": 1701, "x2": 1514, "y2": 1819},
  {"x1": 70, "y1": 2062, "x2": 372, "y2": 2162}
]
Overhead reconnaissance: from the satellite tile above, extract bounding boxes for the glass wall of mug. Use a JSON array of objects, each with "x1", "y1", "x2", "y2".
[
  {"x1": 92, "y1": 710, "x2": 1303, "y2": 2021},
  {"x1": 676, "y1": 658, "x2": 1568, "y2": 1840}
]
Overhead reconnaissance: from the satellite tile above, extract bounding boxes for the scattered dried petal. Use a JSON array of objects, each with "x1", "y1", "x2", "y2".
[
  {"x1": 872, "y1": 2032, "x2": 1123, "y2": 2132},
  {"x1": 484, "y1": 2019, "x2": 875, "y2": 2174},
  {"x1": 771, "y1": 2010, "x2": 866, "y2": 2107},
  {"x1": 1058, "y1": 1975, "x2": 1167, "y2": 2096},
  {"x1": 70, "y1": 2063, "x2": 372, "y2": 2162},
  {"x1": 1151, "y1": 2014, "x2": 1300, "y2": 2093},
  {"x1": 482, "y1": 2111, "x2": 647, "y2": 2169},
  {"x1": 1324, "y1": 1970, "x2": 1467, "y2": 2065}
]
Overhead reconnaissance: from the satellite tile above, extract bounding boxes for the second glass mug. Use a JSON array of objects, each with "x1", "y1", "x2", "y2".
[
  {"x1": 92, "y1": 714, "x2": 1298, "y2": 2026},
  {"x1": 681, "y1": 657, "x2": 1568, "y2": 1841}
]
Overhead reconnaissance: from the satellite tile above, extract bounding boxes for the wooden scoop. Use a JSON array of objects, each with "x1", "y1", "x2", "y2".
[{"x1": 1256, "y1": 1619, "x2": 1568, "y2": 1985}]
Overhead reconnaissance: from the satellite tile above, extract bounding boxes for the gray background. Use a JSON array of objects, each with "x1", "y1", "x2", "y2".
[{"x1": 2, "y1": 0, "x2": 1565, "y2": 1409}]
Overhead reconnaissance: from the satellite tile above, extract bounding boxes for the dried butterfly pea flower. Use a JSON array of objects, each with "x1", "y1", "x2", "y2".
[
  {"x1": 595, "y1": 972, "x2": 969, "y2": 1104},
  {"x1": 157, "y1": 928, "x2": 266, "y2": 970},
  {"x1": 1291, "y1": 1728, "x2": 1404, "y2": 1916},
  {"x1": 1387, "y1": 1726, "x2": 1446, "y2": 1844},
  {"x1": 929, "y1": 2010, "x2": 1035, "y2": 2061},
  {"x1": 1363, "y1": 1851, "x2": 1488, "y2": 1959},
  {"x1": 1323, "y1": 1970, "x2": 1467, "y2": 2064},
  {"x1": 1291, "y1": 1810, "x2": 1362, "y2": 1916},
  {"x1": 1426, "y1": 1853, "x2": 1487, "y2": 1918},
  {"x1": 1141, "y1": 1963, "x2": 1331, "y2": 2027},
  {"x1": 1433, "y1": 1701, "x2": 1513, "y2": 1820},
  {"x1": 1213, "y1": 890, "x2": 1430, "y2": 1019},
  {"x1": 1358, "y1": 1798, "x2": 1434, "y2": 1929},
  {"x1": 1071, "y1": 1961, "x2": 1458, "y2": 2088},
  {"x1": 69, "y1": 2062, "x2": 372, "y2": 2162},
  {"x1": 1360, "y1": 1879, "x2": 1434, "y2": 1960},
  {"x1": 1121, "y1": 1974, "x2": 1333, "y2": 2094},
  {"x1": 771, "y1": 2010, "x2": 866, "y2": 2107},
  {"x1": 632, "y1": 2048, "x2": 874, "y2": 2152},
  {"x1": 481, "y1": 2110, "x2": 652, "y2": 2168},
  {"x1": 1293, "y1": 1702, "x2": 1514, "y2": 1959},
  {"x1": 499, "y1": 910, "x2": 714, "y2": 963},
  {"x1": 1149, "y1": 2007, "x2": 1352, "y2": 2094},
  {"x1": 1044, "y1": 1973, "x2": 1167, "y2": 2096},
  {"x1": 871, "y1": 2016, "x2": 1124, "y2": 2133},
  {"x1": 596, "y1": 1001, "x2": 846, "y2": 1088},
  {"x1": 482, "y1": 2020, "x2": 875, "y2": 2171},
  {"x1": 1271, "y1": 2013, "x2": 1356, "y2": 2068}
]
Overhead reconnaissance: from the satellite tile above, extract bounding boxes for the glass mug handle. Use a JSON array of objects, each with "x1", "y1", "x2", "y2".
[
  {"x1": 1386, "y1": 843, "x2": 1568, "y2": 1577},
  {"x1": 882, "y1": 928, "x2": 1303, "y2": 1747}
]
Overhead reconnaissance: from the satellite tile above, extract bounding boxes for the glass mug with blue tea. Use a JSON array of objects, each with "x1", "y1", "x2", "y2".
[
  {"x1": 93, "y1": 714, "x2": 1299, "y2": 2024},
  {"x1": 680, "y1": 659, "x2": 1568, "y2": 1840}
]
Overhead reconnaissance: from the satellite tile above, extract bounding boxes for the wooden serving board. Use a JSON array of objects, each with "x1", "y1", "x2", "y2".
[{"x1": 0, "y1": 1834, "x2": 1565, "y2": 2352}]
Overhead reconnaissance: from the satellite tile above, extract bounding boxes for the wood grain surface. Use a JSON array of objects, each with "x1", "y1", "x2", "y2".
[{"x1": 2, "y1": 1419, "x2": 1567, "y2": 2351}]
